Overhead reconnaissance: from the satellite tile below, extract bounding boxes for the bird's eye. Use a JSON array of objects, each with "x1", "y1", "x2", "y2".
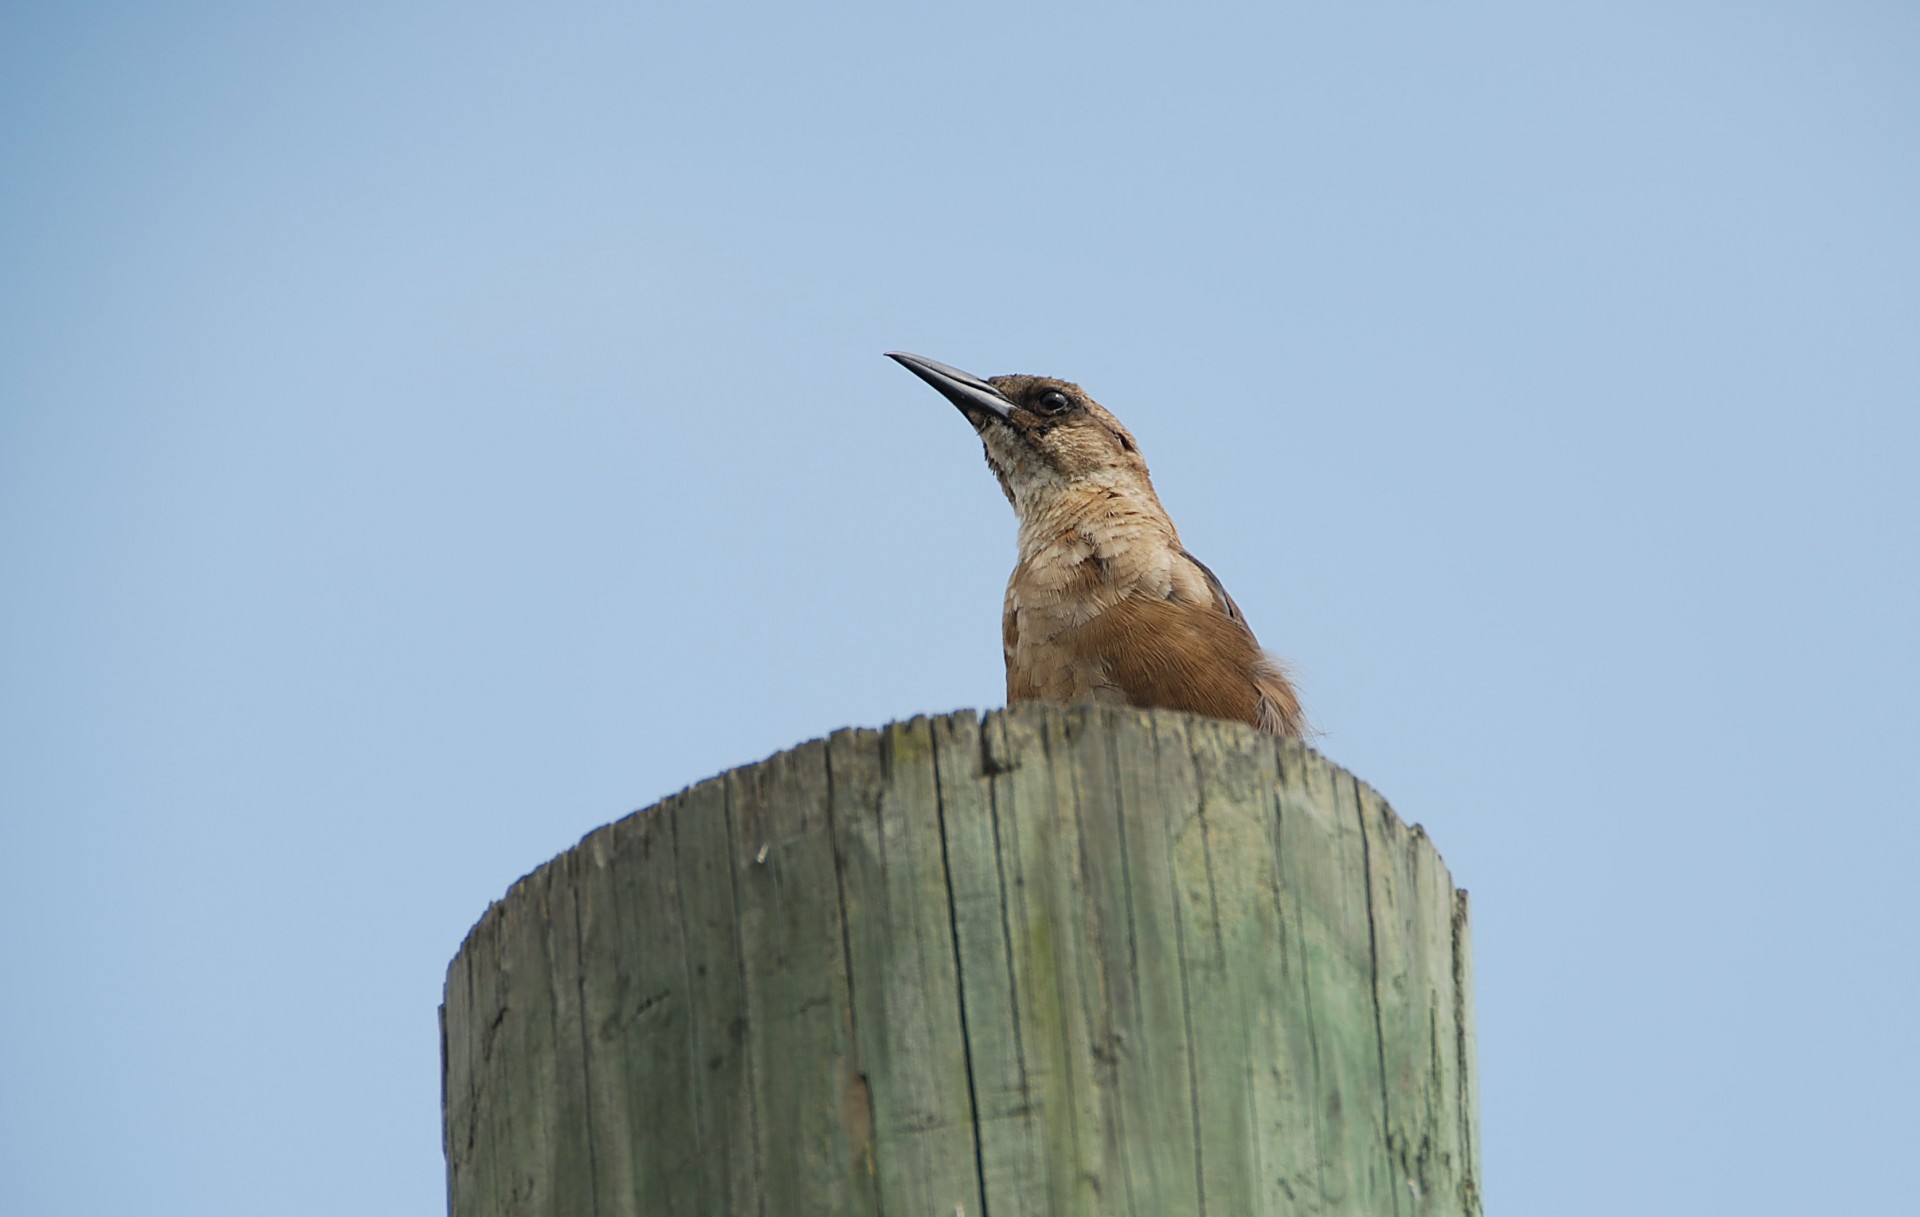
[{"x1": 1036, "y1": 389, "x2": 1072, "y2": 415}]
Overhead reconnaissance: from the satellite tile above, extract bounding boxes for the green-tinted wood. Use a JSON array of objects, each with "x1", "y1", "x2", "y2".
[
  {"x1": 496, "y1": 868, "x2": 561, "y2": 1213},
  {"x1": 1088, "y1": 708, "x2": 1203, "y2": 1213},
  {"x1": 594, "y1": 797, "x2": 692, "y2": 1215},
  {"x1": 928, "y1": 710, "x2": 1053, "y2": 1217},
  {"x1": 1452, "y1": 890, "x2": 1482, "y2": 1216},
  {"x1": 1356, "y1": 779, "x2": 1480, "y2": 1214},
  {"x1": 668, "y1": 777, "x2": 762, "y2": 1212},
  {"x1": 538, "y1": 852, "x2": 594, "y2": 1214},
  {"x1": 1356, "y1": 781, "x2": 1431, "y2": 1214},
  {"x1": 1173, "y1": 713, "x2": 1303, "y2": 1212},
  {"x1": 1000, "y1": 705, "x2": 1116, "y2": 1215},
  {"x1": 441, "y1": 895, "x2": 487, "y2": 1215},
  {"x1": 726, "y1": 739, "x2": 878, "y2": 1216},
  {"x1": 564, "y1": 831, "x2": 633, "y2": 1212},
  {"x1": 443, "y1": 705, "x2": 1481, "y2": 1217},
  {"x1": 824, "y1": 719, "x2": 983, "y2": 1217}
]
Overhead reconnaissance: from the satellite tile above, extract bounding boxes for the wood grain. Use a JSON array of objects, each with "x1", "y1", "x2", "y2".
[{"x1": 443, "y1": 704, "x2": 1481, "y2": 1216}]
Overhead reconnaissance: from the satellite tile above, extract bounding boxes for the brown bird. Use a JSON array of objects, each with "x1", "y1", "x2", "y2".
[{"x1": 887, "y1": 351, "x2": 1306, "y2": 737}]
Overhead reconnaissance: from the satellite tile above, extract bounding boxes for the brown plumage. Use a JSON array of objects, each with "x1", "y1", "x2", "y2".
[{"x1": 887, "y1": 351, "x2": 1306, "y2": 737}]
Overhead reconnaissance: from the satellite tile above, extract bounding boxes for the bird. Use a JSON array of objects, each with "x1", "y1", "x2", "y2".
[{"x1": 886, "y1": 351, "x2": 1306, "y2": 737}]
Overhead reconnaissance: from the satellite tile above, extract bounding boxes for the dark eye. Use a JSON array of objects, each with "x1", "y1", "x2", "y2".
[{"x1": 1036, "y1": 389, "x2": 1072, "y2": 415}]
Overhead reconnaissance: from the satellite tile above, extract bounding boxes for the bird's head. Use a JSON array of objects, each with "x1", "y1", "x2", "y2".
[{"x1": 886, "y1": 352, "x2": 1152, "y2": 516}]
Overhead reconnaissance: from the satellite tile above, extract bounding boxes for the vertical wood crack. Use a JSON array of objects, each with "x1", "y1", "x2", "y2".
[
  {"x1": 820, "y1": 743, "x2": 882, "y2": 1214},
  {"x1": 666, "y1": 803, "x2": 710, "y2": 1168},
  {"x1": 1167, "y1": 717, "x2": 1209, "y2": 1217},
  {"x1": 1451, "y1": 891, "x2": 1481, "y2": 1217},
  {"x1": 569, "y1": 873, "x2": 604, "y2": 1216},
  {"x1": 1269, "y1": 744, "x2": 1330, "y2": 1209},
  {"x1": 719, "y1": 778, "x2": 771, "y2": 1215},
  {"x1": 1353, "y1": 774, "x2": 1403, "y2": 1215},
  {"x1": 930, "y1": 724, "x2": 993, "y2": 1217}
]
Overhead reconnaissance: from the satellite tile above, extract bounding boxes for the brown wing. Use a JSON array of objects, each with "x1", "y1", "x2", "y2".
[{"x1": 1078, "y1": 553, "x2": 1306, "y2": 737}]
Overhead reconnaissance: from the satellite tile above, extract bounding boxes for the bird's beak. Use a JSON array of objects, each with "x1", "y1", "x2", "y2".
[{"x1": 886, "y1": 351, "x2": 1015, "y2": 426}]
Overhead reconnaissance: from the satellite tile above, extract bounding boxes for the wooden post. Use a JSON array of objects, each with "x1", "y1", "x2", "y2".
[{"x1": 442, "y1": 705, "x2": 1480, "y2": 1216}]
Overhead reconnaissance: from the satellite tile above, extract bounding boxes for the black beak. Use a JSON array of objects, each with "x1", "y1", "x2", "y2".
[{"x1": 885, "y1": 351, "x2": 1015, "y2": 425}]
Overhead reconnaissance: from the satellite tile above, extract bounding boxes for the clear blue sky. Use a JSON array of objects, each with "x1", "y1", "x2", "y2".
[{"x1": 3, "y1": 4, "x2": 1915, "y2": 1214}]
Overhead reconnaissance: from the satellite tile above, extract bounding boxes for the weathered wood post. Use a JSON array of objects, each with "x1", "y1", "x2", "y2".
[{"x1": 442, "y1": 704, "x2": 1479, "y2": 1216}]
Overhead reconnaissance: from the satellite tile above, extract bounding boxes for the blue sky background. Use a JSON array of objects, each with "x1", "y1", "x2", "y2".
[{"x1": 3, "y1": 4, "x2": 1916, "y2": 1214}]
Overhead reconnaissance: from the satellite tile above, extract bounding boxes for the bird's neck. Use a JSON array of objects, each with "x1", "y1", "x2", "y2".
[{"x1": 1013, "y1": 476, "x2": 1182, "y2": 589}]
